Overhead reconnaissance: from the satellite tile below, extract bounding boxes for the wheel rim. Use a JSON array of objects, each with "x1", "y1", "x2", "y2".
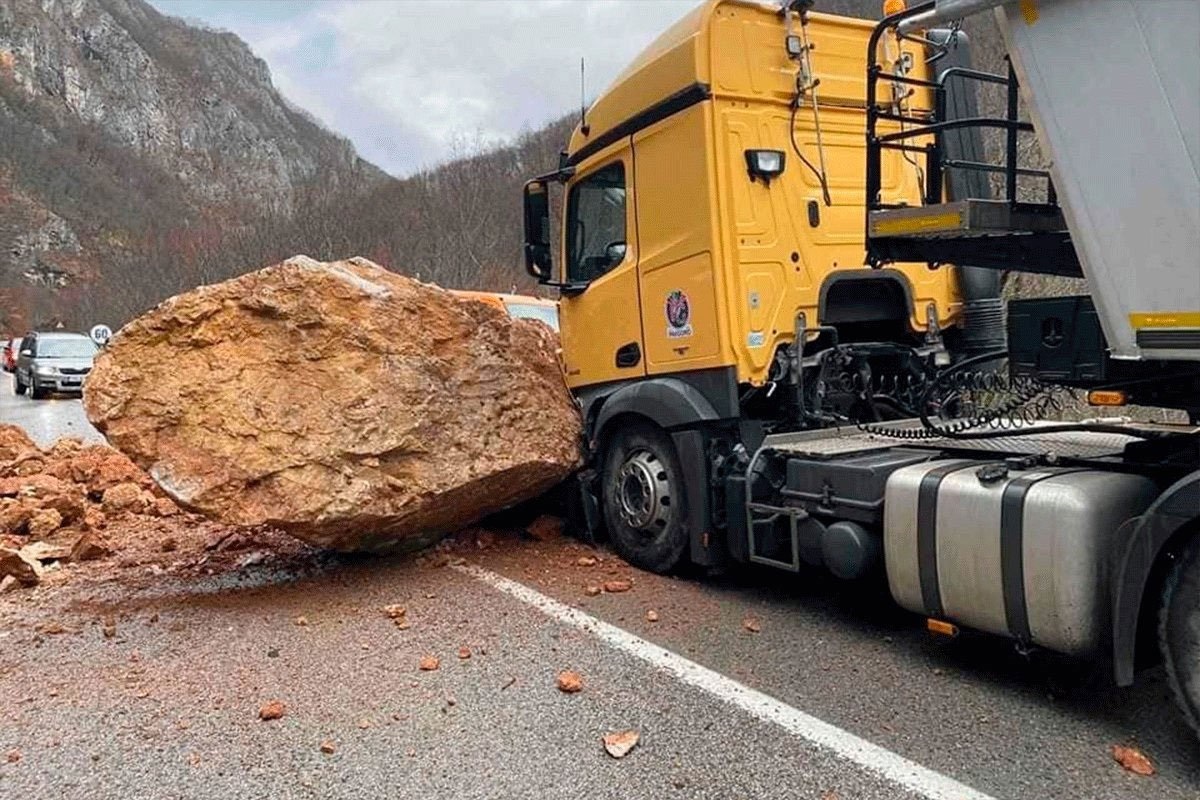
[{"x1": 615, "y1": 449, "x2": 671, "y2": 533}]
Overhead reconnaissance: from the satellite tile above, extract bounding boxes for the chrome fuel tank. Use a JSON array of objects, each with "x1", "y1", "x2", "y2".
[{"x1": 884, "y1": 460, "x2": 1158, "y2": 655}]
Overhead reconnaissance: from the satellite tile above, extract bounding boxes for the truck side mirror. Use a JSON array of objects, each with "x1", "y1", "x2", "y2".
[{"x1": 523, "y1": 180, "x2": 553, "y2": 283}]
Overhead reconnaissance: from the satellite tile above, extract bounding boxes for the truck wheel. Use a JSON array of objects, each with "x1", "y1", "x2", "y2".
[
  {"x1": 1159, "y1": 533, "x2": 1200, "y2": 737},
  {"x1": 28, "y1": 379, "x2": 44, "y2": 400},
  {"x1": 13, "y1": 374, "x2": 26, "y2": 395},
  {"x1": 601, "y1": 422, "x2": 689, "y2": 574}
]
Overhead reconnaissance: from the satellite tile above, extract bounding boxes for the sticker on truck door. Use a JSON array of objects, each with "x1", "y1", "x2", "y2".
[{"x1": 665, "y1": 290, "x2": 693, "y2": 338}]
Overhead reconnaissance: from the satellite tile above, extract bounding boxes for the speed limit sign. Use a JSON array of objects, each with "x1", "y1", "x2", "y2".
[{"x1": 90, "y1": 324, "x2": 113, "y2": 346}]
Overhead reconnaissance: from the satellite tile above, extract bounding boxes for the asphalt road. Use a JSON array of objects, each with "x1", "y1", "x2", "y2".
[
  {"x1": 0, "y1": 373, "x2": 104, "y2": 446},
  {"x1": 1, "y1": 399, "x2": 1197, "y2": 799}
]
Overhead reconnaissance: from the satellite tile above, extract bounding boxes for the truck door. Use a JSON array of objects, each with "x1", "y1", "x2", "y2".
[{"x1": 558, "y1": 146, "x2": 645, "y2": 387}]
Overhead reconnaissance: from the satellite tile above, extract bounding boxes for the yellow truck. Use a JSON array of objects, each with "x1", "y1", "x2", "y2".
[{"x1": 523, "y1": 0, "x2": 1200, "y2": 735}]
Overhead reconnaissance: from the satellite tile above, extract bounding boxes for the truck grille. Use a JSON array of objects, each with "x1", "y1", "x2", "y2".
[{"x1": 59, "y1": 367, "x2": 90, "y2": 375}]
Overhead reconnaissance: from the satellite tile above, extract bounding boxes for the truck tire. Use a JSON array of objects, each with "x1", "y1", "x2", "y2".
[
  {"x1": 13, "y1": 374, "x2": 25, "y2": 395},
  {"x1": 601, "y1": 422, "x2": 689, "y2": 574},
  {"x1": 28, "y1": 379, "x2": 44, "y2": 400},
  {"x1": 1159, "y1": 533, "x2": 1200, "y2": 737}
]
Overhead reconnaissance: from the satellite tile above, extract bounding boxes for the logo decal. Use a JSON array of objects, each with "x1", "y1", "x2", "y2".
[{"x1": 665, "y1": 290, "x2": 692, "y2": 339}]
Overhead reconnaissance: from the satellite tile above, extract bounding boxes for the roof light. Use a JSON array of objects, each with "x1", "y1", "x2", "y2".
[{"x1": 883, "y1": 0, "x2": 907, "y2": 16}]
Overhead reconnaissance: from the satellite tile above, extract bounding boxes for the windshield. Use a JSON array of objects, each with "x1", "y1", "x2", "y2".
[
  {"x1": 504, "y1": 302, "x2": 559, "y2": 332},
  {"x1": 37, "y1": 338, "x2": 97, "y2": 358}
]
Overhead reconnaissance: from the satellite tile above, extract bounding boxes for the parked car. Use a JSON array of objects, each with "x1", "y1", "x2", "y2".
[
  {"x1": 2, "y1": 337, "x2": 19, "y2": 373},
  {"x1": 13, "y1": 331, "x2": 98, "y2": 399},
  {"x1": 450, "y1": 290, "x2": 560, "y2": 332}
]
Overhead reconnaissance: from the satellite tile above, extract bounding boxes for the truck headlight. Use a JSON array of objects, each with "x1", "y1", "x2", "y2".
[{"x1": 35, "y1": 365, "x2": 58, "y2": 376}]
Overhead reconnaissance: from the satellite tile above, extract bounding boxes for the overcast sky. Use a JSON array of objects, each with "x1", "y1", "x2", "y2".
[{"x1": 149, "y1": 0, "x2": 700, "y2": 176}]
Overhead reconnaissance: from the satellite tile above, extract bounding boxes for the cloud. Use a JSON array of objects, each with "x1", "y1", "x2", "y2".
[{"x1": 154, "y1": 0, "x2": 699, "y2": 175}]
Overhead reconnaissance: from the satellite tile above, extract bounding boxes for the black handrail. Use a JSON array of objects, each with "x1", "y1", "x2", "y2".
[{"x1": 866, "y1": 5, "x2": 1054, "y2": 227}]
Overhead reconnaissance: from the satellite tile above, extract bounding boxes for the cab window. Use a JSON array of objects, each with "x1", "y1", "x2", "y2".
[{"x1": 566, "y1": 162, "x2": 627, "y2": 283}]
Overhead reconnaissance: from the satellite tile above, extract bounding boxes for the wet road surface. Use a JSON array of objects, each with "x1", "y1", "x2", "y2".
[{"x1": 0, "y1": 374, "x2": 103, "y2": 446}]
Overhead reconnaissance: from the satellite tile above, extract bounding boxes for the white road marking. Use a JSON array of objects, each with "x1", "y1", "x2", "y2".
[{"x1": 455, "y1": 563, "x2": 997, "y2": 800}]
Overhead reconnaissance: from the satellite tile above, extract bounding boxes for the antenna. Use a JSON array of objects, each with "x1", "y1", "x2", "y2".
[{"x1": 580, "y1": 57, "x2": 590, "y2": 136}]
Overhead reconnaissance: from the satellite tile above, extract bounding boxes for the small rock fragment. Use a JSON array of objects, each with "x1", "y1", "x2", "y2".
[
  {"x1": 576, "y1": 556, "x2": 597, "y2": 567},
  {"x1": 26, "y1": 508, "x2": 63, "y2": 539},
  {"x1": 419, "y1": 656, "x2": 440, "y2": 671},
  {"x1": 526, "y1": 515, "x2": 563, "y2": 541},
  {"x1": 1111, "y1": 744, "x2": 1155, "y2": 776},
  {"x1": 583, "y1": 585, "x2": 601, "y2": 597},
  {"x1": 5, "y1": 748, "x2": 20, "y2": 763},
  {"x1": 645, "y1": 610, "x2": 659, "y2": 623},
  {"x1": 69, "y1": 531, "x2": 110, "y2": 562},
  {"x1": 457, "y1": 646, "x2": 471, "y2": 660},
  {"x1": 742, "y1": 616, "x2": 762, "y2": 633},
  {"x1": 294, "y1": 616, "x2": 308, "y2": 627},
  {"x1": 152, "y1": 497, "x2": 179, "y2": 517},
  {"x1": 160, "y1": 537, "x2": 178, "y2": 553},
  {"x1": 556, "y1": 670, "x2": 584, "y2": 693},
  {"x1": 604, "y1": 579, "x2": 632, "y2": 593},
  {"x1": 39, "y1": 621, "x2": 67, "y2": 635},
  {"x1": 382, "y1": 604, "x2": 407, "y2": 620},
  {"x1": 258, "y1": 700, "x2": 286, "y2": 721},
  {"x1": 602, "y1": 730, "x2": 640, "y2": 759},
  {"x1": 357, "y1": 719, "x2": 372, "y2": 730},
  {"x1": 0, "y1": 546, "x2": 42, "y2": 585},
  {"x1": 101, "y1": 617, "x2": 117, "y2": 639},
  {"x1": 0, "y1": 574, "x2": 17, "y2": 594},
  {"x1": 100, "y1": 482, "x2": 145, "y2": 514},
  {"x1": 319, "y1": 740, "x2": 336, "y2": 754}
]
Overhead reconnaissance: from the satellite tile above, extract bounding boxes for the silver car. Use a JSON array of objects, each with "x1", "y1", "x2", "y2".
[{"x1": 13, "y1": 332, "x2": 98, "y2": 399}]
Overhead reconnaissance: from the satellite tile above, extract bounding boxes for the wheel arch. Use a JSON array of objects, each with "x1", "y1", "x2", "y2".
[
  {"x1": 587, "y1": 377, "x2": 730, "y2": 569},
  {"x1": 1112, "y1": 471, "x2": 1200, "y2": 686}
]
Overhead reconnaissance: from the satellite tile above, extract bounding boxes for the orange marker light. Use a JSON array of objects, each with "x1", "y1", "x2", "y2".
[
  {"x1": 926, "y1": 618, "x2": 959, "y2": 638},
  {"x1": 883, "y1": 0, "x2": 907, "y2": 16},
  {"x1": 1088, "y1": 390, "x2": 1128, "y2": 407}
]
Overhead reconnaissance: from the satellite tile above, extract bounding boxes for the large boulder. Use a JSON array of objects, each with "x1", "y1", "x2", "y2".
[{"x1": 83, "y1": 256, "x2": 581, "y2": 552}]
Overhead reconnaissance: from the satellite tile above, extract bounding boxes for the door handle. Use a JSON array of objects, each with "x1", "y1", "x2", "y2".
[{"x1": 615, "y1": 342, "x2": 641, "y2": 368}]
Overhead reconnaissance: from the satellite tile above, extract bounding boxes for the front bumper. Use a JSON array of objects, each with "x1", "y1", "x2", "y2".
[{"x1": 34, "y1": 375, "x2": 88, "y2": 392}]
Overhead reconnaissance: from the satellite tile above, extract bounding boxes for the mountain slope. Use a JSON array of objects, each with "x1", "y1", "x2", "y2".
[{"x1": 0, "y1": 0, "x2": 383, "y2": 329}]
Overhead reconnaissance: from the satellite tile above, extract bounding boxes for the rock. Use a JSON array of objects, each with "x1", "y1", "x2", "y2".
[
  {"x1": 160, "y1": 537, "x2": 178, "y2": 552},
  {"x1": 583, "y1": 585, "x2": 601, "y2": 597},
  {"x1": 1111, "y1": 744, "x2": 1155, "y2": 776},
  {"x1": 83, "y1": 507, "x2": 107, "y2": 530},
  {"x1": 4, "y1": 747, "x2": 20, "y2": 763},
  {"x1": 0, "y1": 475, "x2": 86, "y2": 523},
  {"x1": 101, "y1": 482, "x2": 146, "y2": 514},
  {"x1": 69, "y1": 531, "x2": 112, "y2": 562},
  {"x1": 525, "y1": 515, "x2": 563, "y2": 541},
  {"x1": 602, "y1": 730, "x2": 640, "y2": 759},
  {"x1": 0, "y1": 498, "x2": 33, "y2": 535},
  {"x1": 743, "y1": 616, "x2": 762, "y2": 633},
  {"x1": 418, "y1": 656, "x2": 440, "y2": 671},
  {"x1": 26, "y1": 508, "x2": 63, "y2": 539},
  {"x1": 556, "y1": 670, "x2": 584, "y2": 693},
  {"x1": 42, "y1": 445, "x2": 151, "y2": 497},
  {"x1": 457, "y1": 646, "x2": 471, "y2": 660},
  {"x1": 258, "y1": 700, "x2": 286, "y2": 721},
  {"x1": 83, "y1": 256, "x2": 582, "y2": 553},
  {"x1": 0, "y1": 425, "x2": 38, "y2": 463},
  {"x1": 319, "y1": 740, "x2": 336, "y2": 755},
  {"x1": 0, "y1": 546, "x2": 43, "y2": 585},
  {"x1": 645, "y1": 610, "x2": 659, "y2": 623},
  {"x1": 576, "y1": 556, "x2": 597, "y2": 567},
  {"x1": 603, "y1": 580, "x2": 632, "y2": 593},
  {"x1": 20, "y1": 540, "x2": 72, "y2": 562},
  {"x1": 294, "y1": 616, "x2": 308, "y2": 626},
  {"x1": 0, "y1": 574, "x2": 18, "y2": 594},
  {"x1": 152, "y1": 497, "x2": 179, "y2": 517},
  {"x1": 382, "y1": 604, "x2": 407, "y2": 620}
]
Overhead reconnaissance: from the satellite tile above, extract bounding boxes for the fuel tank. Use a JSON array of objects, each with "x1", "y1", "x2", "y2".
[{"x1": 884, "y1": 460, "x2": 1159, "y2": 655}]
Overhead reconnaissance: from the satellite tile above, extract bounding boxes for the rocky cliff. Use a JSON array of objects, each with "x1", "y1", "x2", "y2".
[{"x1": 0, "y1": 0, "x2": 384, "y2": 329}]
